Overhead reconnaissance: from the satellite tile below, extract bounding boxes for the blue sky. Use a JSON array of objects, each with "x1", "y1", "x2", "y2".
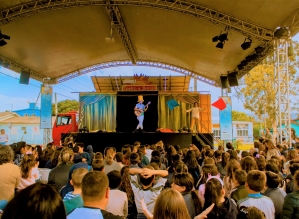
[{"x1": 1, "y1": 34, "x2": 299, "y2": 121}]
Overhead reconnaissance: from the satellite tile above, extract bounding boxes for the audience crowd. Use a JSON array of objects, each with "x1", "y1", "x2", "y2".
[{"x1": 0, "y1": 136, "x2": 298, "y2": 219}]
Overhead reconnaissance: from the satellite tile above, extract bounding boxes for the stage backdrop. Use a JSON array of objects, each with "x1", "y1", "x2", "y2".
[
  {"x1": 158, "y1": 93, "x2": 200, "y2": 131},
  {"x1": 79, "y1": 93, "x2": 117, "y2": 131}
]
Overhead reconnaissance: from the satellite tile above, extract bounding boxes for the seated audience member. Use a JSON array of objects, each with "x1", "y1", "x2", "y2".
[
  {"x1": 67, "y1": 171, "x2": 109, "y2": 219},
  {"x1": 104, "y1": 148, "x2": 121, "y2": 174},
  {"x1": 286, "y1": 163, "x2": 299, "y2": 193},
  {"x1": 0, "y1": 146, "x2": 21, "y2": 201},
  {"x1": 224, "y1": 159, "x2": 241, "y2": 198},
  {"x1": 115, "y1": 152, "x2": 124, "y2": 168},
  {"x1": 17, "y1": 154, "x2": 40, "y2": 191},
  {"x1": 217, "y1": 152, "x2": 230, "y2": 179},
  {"x1": 129, "y1": 166, "x2": 168, "y2": 218},
  {"x1": 45, "y1": 148, "x2": 62, "y2": 169},
  {"x1": 230, "y1": 170, "x2": 248, "y2": 202},
  {"x1": 48, "y1": 148, "x2": 74, "y2": 192},
  {"x1": 172, "y1": 173, "x2": 202, "y2": 218},
  {"x1": 129, "y1": 153, "x2": 144, "y2": 169},
  {"x1": 92, "y1": 159, "x2": 105, "y2": 172},
  {"x1": 281, "y1": 170, "x2": 299, "y2": 219},
  {"x1": 13, "y1": 141, "x2": 27, "y2": 166},
  {"x1": 241, "y1": 157, "x2": 258, "y2": 173},
  {"x1": 237, "y1": 206, "x2": 266, "y2": 219},
  {"x1": 39, "y1": 146, "x2": 54, "y2": 168},
  {"x1": 204, "y1": 177, "x2": 238, "y2": 219},
  {"x1": 138, "y1": 145, "x2": 150, "y2": 166},
  {"x1": 119, "y1": 166, "x2": 137, "y2": 219},
  {"x1": 238, "y1": 170, "x2": 275, "y2": 219},
  {"x1": 63, "y1": 168, "x2": 89, "y2": 215},
  {"x1": 106, "y1": 170, "x2": 128, "y2": 217},
  {"x1": 86, "y1": 145, "x2": 95, "y2": 163},
  {"x1": 262, "y1": 171, "x2": 286, "y2": 219},
  {"x1": 2, "y1": 183, "x2": 66, "y2": 219}
]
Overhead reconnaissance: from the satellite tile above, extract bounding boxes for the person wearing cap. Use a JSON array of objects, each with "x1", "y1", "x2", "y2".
[
  {"x1": 0, "y1": 129, "x2": 8, "y2": 146},
  {"x1": 134, "y1": 95, "x2": 149, "y2": 132}
]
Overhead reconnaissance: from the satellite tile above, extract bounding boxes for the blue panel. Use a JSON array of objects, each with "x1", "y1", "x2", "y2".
[
  {"x1": 40, "y1": 86, "x2": 53, "y2": 129},
  {"x1": 219, "y1": 96, "x2": 233, "y2": 141}
]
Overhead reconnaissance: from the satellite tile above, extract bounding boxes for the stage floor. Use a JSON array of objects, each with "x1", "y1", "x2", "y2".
[{"x1": 74, "y1": 132, "x2": 213, "y2": 152}]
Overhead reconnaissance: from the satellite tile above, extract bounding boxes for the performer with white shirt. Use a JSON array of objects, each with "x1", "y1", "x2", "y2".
[
  {"x1": 0, "y1": 129, "x2": 8, "y2": 145},
  {"x1": 186, "y1": 102, "x2": 205, "y2": 133}
]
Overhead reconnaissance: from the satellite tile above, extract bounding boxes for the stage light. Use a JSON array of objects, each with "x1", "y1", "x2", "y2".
[
  {"x1": 218, "y1": 33, "x2": 228, "y2": 42},
  {"x1": 0, "y1": 31, "x2": 10, "y2": 47},
  {"x1": 105, "y1": 22, "x2": 115, "y2": 43},
  {"x1": 237, "y1": 64, "x2": 244, "y2": 70},
  {"x1": 241, "y1": 38, "x2": 252, "y2": 50},
  {"x1": 255, "y1": 46, "x2": 265, "y2": 54},
  {"x1": 216, "y1": 42, "x2": 224, "y2": 49},
  {"x1": 212, "y1": 36, "x2": 219, "y2": 42}
]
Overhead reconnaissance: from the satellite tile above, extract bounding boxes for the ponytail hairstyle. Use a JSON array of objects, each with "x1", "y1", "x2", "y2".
[
  {"x1": 226, "y1": 159, "x2": 241, "y2": 180},
  {"x1": 20, "y1": 154, "x2": 36, "y2": 179},
  {"x1": 57, "y1": 148, "x2": 74, "y2": 166},
  {"x1": 201, "y1": 164, "x2": 218, "y2": 184},
  {"x1": 221, "y1": 152, "x2": 230, "y2": 167},
  {"x1": 204, "y1": 178, "x2": 229, "y2": 219},
  {"x1": 172, "y1": 173, "x2": 202, "y2": 215}
]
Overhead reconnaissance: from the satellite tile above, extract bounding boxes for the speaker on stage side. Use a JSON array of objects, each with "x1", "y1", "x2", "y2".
[
  {"x1": 227, "y1": 71, "x2": 239, "y2": 87},
  {"x1": 220, "y1": 76, "x2": 229, "y2": 89},
  {"x1": 19, "y1": 70, "x2": 30, "y2": 85}
]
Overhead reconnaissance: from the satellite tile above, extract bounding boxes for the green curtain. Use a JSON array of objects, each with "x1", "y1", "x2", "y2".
[
  {"x1": 81, "y1": 95, "x2": 116, "y2": 131},
  {"x1": 158, "y1": 95, "x2": 194, "y2": 131}
]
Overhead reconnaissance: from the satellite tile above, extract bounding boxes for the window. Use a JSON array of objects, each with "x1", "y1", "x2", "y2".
[
  {"x1": 237, "y1": 129, "x2": 249, "y2": 137},
  {"x1": 213, "y1": 129, "x2": 220, "y2": 137},
  {"x1": 56, "y1": 116, "x2": 72, "y2": 126},
  {"x1": 32, "y1": 113, "x2": 36, "y2": 116}
]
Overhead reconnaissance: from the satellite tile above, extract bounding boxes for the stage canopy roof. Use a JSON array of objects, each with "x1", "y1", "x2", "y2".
[{"x1": 0, "y1": 0, "x2": 299, "y2": 86}]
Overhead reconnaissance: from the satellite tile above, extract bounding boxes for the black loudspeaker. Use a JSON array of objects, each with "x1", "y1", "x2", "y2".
[
  {"x1": 227, "y1": 71, "x2": 239, "y2": 87},
  {"x1": 220, "y1": 76, "x2": 229, "y2": 89},
  {"x1": 19, "y1": 70, "x2": 30, "y2": 85}
]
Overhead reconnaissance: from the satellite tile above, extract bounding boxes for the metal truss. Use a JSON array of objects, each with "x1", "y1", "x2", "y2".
[
  {"x1": 43, "y1": 128, "x2": 52, "y2": 146},
  {"x1": 0, "y1": 0, "x2": 273, "y2": 41},
  {"x1": 274, "y1": 38, "x2": 291, "y2": 146},
  {"x1": 0, "y1": 55, "x2": 48, "y2": 82},
  {"x1": 56, "y1": 60, "x2": 218, "y2": 86},
  {"x1": 105, "y1": 4, "x2": 137, "y2": 64}
]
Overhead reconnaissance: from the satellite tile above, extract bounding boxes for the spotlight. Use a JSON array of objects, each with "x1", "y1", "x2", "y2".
[
  {"x1": 274, "y1": 27, "x2": 289, "y2": 39},
  {"x1": 212, "y1": 36, "x2": 219, "y2": 42},
  {"x1": 216, "y1": 42, "x2": 224, "y2": 49},
  {"x1": 255, "y1": 46, "x2": 265, "y2": 54},
  {"x1": 241, "y1": 38, "x2": 252, "y2": 50},
  {"x1": 0, "y1": 31, "x2": 10, "y2": 47},
  {"x1": 218, "y1": 33, "x2": 228, "y2": 42}
]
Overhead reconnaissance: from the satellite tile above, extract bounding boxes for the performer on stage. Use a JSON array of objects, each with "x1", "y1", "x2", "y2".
[
  {"x1": 134, "y1": 95, "x2": 150, "y2": 131},
  {"x1": 186, "y1": 102, "x2": 205, "y2": 133}
]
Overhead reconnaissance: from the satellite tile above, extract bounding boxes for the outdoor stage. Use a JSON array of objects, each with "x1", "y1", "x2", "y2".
[{"x1": 75, "y1": 132, "x2": 213, "y2": 152}]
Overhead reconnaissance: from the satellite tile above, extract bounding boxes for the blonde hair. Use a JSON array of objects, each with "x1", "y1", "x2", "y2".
[
  {"x1": 105, "y1": 149, "x2": 114, "y2": 165},
  {"x1": 58, "y1": 148, "x2": 74, "y2": 166},
  {"x1": 153, "y1": 189, "x2": 190, "y2": 219},
  {"x1": 71, "y1": 168, "x2": 89, "y2": 188}
]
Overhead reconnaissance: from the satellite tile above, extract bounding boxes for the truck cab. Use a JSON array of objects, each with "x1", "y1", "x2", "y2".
[{"x1": 52, "y1": 111, "x2": 78, "y2": 146}]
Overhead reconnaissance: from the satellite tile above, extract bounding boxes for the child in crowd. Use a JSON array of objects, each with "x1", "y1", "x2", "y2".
[
  {"x1": 92, "y1": 159, "x2": 104, "y2": 172},
  {"x1": 115, "y1": 152, "x2": 124, "y2": 168},
  {"x1": 238, "y1": 170, "x2": 275, "y2": 219},
  {"x1": 129, "y1": 166, "x2": 168, "y2": 219},
  {"x1": 262, "y1": 171, "x2": 286, "y2": 219},
  {"x1": 238, "y1": 206, "x2": 265, "y2": 219},
  {"x1": 230, "y1": 170, "x2": 248, "y2": 202},
  {"x1": 198, "y1": 164, "x2": 218, "y2": 204},
  {"x1": 138, "y1": 146, "x2": 150, "y2": 166},
  {"x1": 17, "y1": 154, "x2": 40, "y2": 191},
  {"x1": 286, "y1": 163, "x2": 299, "y2": 193},
  {"x1": 241, "y1": 157, "x2": 258, "y2": 173},
  {"x1": 224, "y1": 159, "x2": 241, "y2": 197},
  {"x1": 63, "y1": 168, "x2": 89, "y2": 215},
  {"x1": 129, "y1": 152, "x2": 144, "y2": 169},
  {"x1": 106, "y1": 170, "x2": 128, "y2": 217}
]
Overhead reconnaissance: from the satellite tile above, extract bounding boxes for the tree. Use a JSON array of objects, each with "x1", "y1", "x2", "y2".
[
  {"x1": 52, "y1": 100, "x2": 79, "y2": 115},
  {"x1": 232, "y1": 110, "x2": 254, "y2": 122}
]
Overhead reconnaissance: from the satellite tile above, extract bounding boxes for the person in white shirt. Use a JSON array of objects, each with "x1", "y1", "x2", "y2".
[
  {"x1": 106, "y1": 170, "x2": 128, "y2": 217},
  {"x1": 186, "y1": 102, "x2": 205, "y2": 133},
  {"x1": 0, "y1": 129, "x2": 8, "y2": 146}
]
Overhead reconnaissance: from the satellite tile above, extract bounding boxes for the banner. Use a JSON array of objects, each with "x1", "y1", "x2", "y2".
[
  {"x1": 122, "y1": 85, "x2": 157, "y2": 91},
  {"x1": 40, "y1": 85, "x2": 53, "y2": 129},
  {"x1": 219, "y1": 96, "x2": 233, "y2": 140}
]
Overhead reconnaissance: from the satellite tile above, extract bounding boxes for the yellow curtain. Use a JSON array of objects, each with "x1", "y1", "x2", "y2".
[
  {"x1": 81, "y1": 95, "x2": 116, "y2": 131},
  {"x1": 158, "y1": 95, "x2": 194, "y2": 131}
]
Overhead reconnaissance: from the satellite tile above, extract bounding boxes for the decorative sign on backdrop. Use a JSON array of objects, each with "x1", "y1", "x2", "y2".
[
  {"x1": 40, "y1": 85, "x2": 53, "y2": 129},
  {"x1": 219, "y1": 96, "x2": 233, "y2": 141},
  {"x1": 122, "y1": 85, "x2": 157, "y2": 91},
  {"x1": 122, "y1": 74, "x2": 157, "y2": 91},
  {"x1": 167, "y1": 99, "x2": 180, "y2": 110}
]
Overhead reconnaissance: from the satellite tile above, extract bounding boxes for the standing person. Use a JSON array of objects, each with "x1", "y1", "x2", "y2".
[
  {"x1": 264, "y1": 140, "x2": 280, "y2": 160},
  {"x1": 134, "y1": 95, "x2": 150, "y2": 132},
  {"x1": 0, "y1": 129, "x2": 8, "y2": 145},
  {"x1": 265, "y1": 127, "x2": 273, "y2": 141},
  {"x1": 186, "y1": 102, "x2": 205, "y2": 133}
]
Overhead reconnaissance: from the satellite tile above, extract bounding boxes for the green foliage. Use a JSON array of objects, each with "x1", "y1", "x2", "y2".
[
  {"x1": 52, "y1": 100, "x2": 79, "y2": 116},
  {"x1": 232, "y1": 110, "x2": 254, "y2": 122}
]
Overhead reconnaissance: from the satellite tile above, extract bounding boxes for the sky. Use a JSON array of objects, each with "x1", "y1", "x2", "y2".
[{"x1": 1, "y1": 34, "x2": 299, "y2": 121}]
